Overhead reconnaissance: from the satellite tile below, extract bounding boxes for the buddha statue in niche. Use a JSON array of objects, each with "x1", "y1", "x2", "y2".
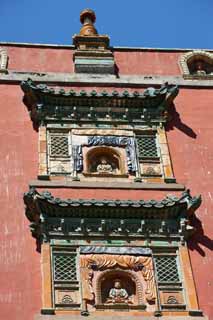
[
  {"x1": 193, "y1": 60, "x2": 207, "y2": 75},
  {"x1": 106, "y1": 279, "x2": 131, "y2": 304},
  {"x1": 96, "y1": 157, "x2": 113, "y2": 173}
]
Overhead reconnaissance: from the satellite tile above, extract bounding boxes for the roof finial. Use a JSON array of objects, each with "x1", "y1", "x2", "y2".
[{"x1": 79, "y1": 9, "x2": 98, "y2": 36}]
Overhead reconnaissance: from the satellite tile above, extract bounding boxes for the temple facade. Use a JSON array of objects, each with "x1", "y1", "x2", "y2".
[{"x1": 0, "y1": 9, "x2": 212, "y2": 320}]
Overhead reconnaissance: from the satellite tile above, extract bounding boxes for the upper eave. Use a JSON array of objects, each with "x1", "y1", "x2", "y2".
[{"x1": 20, "y1": 79, "x2": 178, "y2": 125}]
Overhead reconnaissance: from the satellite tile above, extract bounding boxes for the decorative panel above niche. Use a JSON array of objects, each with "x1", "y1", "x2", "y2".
[{"x1": 72, "y1": 9, "x2": 115, "y2": 74}]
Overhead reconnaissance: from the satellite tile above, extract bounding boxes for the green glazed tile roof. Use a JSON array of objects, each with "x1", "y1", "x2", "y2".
[
  {"x1": 20, "y1": 79, "x2": 179, "y2": 125},
  {"x1": 24, "y1": 187, "x2": 201, "y2": 221}
]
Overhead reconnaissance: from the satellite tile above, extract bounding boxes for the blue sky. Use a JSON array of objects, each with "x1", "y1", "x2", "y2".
[{"x1": 0, "y1": 0, "x2": 212, "y2": 49}]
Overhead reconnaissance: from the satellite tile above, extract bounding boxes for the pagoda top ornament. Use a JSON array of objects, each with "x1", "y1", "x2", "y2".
[
  {"x1": 79, "y1": 9, "x2": 98, "y2": 36},
  {"x1": 72, "y1": 9, "x2": 114, "y2": 74}
]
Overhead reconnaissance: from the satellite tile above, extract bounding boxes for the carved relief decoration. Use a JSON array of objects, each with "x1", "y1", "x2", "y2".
[
  {"x1": 72, "y1": 129, "x2": 134, "y2": 137},
  {"x1": 55, "y1": 289, "x2": 81, "y2": 307},
  {"x1": 160, "y1": 291, "x2": 184, "y2": 306},
  {"x1": 87, "y1": 136, "x2": 129, "y2": 146},
  {"x1": 80, "y1": 254, "x2": 156, "y2": 305},
  {"x1": 0, "y1": 47, "x2": 8, "y2": 73},
  {"x1": 167, "y1": 295, "x2": 179, "y2": 304},
  {"x1": 72, "y1": 145, "x2": 83, "y2": 172}
]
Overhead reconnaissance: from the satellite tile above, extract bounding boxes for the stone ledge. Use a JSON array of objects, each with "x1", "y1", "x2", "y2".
[
  {"x1": 29, "y1": 179, "x2": 185, "y2": 190},
  {"x1": 1, "y1": 72, "x2": 213, "y2": 88},
  {"x1": 34, "y1": 314, "x2": 208, "y2": 320},
  {"x1": 0, "y1": 41, "x2": 212, "y2": 53}
]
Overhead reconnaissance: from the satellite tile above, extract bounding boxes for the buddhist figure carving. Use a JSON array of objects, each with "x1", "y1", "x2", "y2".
[
  {"x1": 106, "y1": 280, "x2": 130, "y2": 304},
  {"x1": 96, "y1": 157, "x2": 113, "y2": 173},
  {"x1": 194, "y1": 60, "x2": 206, "y2": 75}
]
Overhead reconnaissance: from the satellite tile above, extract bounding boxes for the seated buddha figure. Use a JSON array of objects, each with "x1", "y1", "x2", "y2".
[
  {"x1": 194, "y1": 60, "x2": 207, "y2": 75},
  {"x1": 106, "y1": 280, "x2": 130, "y2": 304},
  {"x1": 96, "y1": 157, "x2": 113, "y2": 173}
]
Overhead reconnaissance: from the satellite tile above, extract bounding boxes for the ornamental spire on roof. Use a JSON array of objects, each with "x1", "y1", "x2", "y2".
[
  {"x1": 79, "y1": 9, "x2": 98, "y2": 36},
  {"x1": 72, "y1": 9, "x2": 115, "y2": 74}
]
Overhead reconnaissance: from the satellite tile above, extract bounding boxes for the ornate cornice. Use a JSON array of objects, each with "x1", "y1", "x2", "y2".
[
  {"x1": 24, "y1": 187, "x2": 201, "y2": 220},
  {"x1": 23, "y1": 187, "x2": 201, "y2": 242},
  {"x1": 21, "y1": 79, "x2": 179, "y2": 126}
]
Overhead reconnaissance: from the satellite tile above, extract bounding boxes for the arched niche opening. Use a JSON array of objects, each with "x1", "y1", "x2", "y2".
[
  {"x1": 188, "y1": 56, "x2": 213, "y2": 75},
  {"x1": 96, "y1": 269, "x2": 144, "y2": 306},
  {"x1": 180, "y1": 50, "x2": 213, "y2": 76},
  {"x1": 85, "y1": 146, "x2": 126, "y2": 175}
]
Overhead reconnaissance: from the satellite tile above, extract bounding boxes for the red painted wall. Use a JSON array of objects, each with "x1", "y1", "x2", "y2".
[
  {"x1": 113, "y1": 51, "x2": 182, "y2": 75},
  {"x1": 3, "y1": 45, "x2": 184, "y2": 75},
  {"x1": 167, "y1": 89, "x2": 213, "y2": 317},
  {"x1": 0, "y1": 46, "x2": 212, "y2": 319},
  {"x1": 6, "y1": 46, "x2": 74, "y2": 73},
  {"x1": 0, "y1": 85, "x2": 41, "y2": 320}
]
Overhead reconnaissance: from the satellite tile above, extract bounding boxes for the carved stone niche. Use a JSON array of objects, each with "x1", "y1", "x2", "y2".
[
  {"x1": 96, "y1": 269, "x2": 144, "y2": 308},
  {"x1": 80, "y1": 253, "x2": 156, "y2": 314},
  {"x1": 189, "y1": 58, "x2": 213, "y2": 75},
  {"x1": 83, "y1": 146, "x2": 128, "y2": 177},
  {"x1": 179, "y1": 50, "x2": 213, "y2": 77}
]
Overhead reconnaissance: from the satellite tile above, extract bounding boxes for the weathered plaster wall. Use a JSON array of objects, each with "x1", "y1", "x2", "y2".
[
  {"x1": 2, "y1": 45, "x2": 184, "y2": 75},
  {"x1": 167, "y1": 89, "x2": 213, "y2": 317},
  {"x1": 6, "y1": 46, "x2": 74, "y2": 73},
  {"x1": 0, "y1": 84, "x2": 41, "y2": 320},
  {"x1": 113, "y1": 51, "x2": 182, "y2": 75},
  {"x1": 0, "y1": 46, "x2": 212, "y2": 319}
]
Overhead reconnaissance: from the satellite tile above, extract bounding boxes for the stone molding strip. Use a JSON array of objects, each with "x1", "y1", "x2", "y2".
[
  {"x1": 0, "y1": 41, "x2": 213, "y2": 52},
  {"x1": 34, "y1": 314, "x2": 208, "y2": 320},
  {"x1": 29, "y1": 179, "x2": 185, "y2": 190},
  {"x1": 1, "y1": 71, "x2": 213, "y2": 87}
]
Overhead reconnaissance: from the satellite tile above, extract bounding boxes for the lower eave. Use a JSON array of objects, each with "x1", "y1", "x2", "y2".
[{"x1": 24, "y1": 187, "x2": 201, "y2": 221}]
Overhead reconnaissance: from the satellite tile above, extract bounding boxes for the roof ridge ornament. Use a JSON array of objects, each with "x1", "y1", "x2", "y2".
[{"x1": 79, "y1": 9, "x2": 98, "y2": 36}]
